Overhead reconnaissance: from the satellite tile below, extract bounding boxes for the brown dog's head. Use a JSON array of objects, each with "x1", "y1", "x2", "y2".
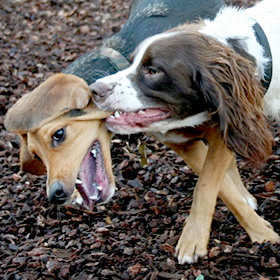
[{"x1": 5, "y1": 73, "x2": 115, "y2": 208}]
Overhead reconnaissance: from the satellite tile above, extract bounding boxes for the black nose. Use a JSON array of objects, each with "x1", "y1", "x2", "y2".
[
  {"x1": 48, "y1": 181, "x2": 69, "y2": 204},
  {"x1": 90, "y1": 81, "x2": 111, "y2": 98}
]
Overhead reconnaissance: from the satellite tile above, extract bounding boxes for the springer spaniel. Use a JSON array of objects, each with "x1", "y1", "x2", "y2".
[{"x1": 91, "y1": 0, "x2": 280, "y2": 264}]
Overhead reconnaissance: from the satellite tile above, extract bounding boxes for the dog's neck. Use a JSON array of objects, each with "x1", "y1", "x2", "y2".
[{"x1": 200, "y1": 6, "x2": 272, "y2": 90}]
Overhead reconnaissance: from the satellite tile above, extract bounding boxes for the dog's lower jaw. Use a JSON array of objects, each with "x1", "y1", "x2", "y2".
[
  {"x1": 106, "y1": 122, "x2": 143, "y2": 135},
  {"x1": 76, "y1": 140, "x2": 114, "y2": 208},
  {"x1": 98, "y1": 184, "x2": 115, "y2": 204}
]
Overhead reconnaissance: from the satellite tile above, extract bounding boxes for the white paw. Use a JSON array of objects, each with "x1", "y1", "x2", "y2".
[
  {"x1": 176, "y1": 251, "x2": 199, "y2": 264},
  {"x1": 175, "y1": 218, "x2": 209, "y2": 265}
]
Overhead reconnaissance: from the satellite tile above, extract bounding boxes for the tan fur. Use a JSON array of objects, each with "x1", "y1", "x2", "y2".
[
  {"x1": 5, "y1": 73, "x2": 115, "y2": 203},
  {"x1": 165, "y1": 132, "x2": 279, "y2": 263}
]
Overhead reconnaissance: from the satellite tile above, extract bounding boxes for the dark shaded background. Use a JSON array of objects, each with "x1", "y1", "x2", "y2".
[{"x1": 1, "y1": 0, "x2": 279, "y2": 279}]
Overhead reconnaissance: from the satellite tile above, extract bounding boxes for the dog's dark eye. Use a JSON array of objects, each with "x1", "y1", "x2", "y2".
[
  {"x1": 145, "y1": 66, "x2": 161, "y2": 75},
  {"x1": 52, "y1": 128, "x2": 66, "y2": 147}
]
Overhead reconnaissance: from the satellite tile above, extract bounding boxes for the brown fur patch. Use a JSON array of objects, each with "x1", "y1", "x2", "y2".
[{"x1": 146, "y1": 26, "x2": 273, "y2": 164}]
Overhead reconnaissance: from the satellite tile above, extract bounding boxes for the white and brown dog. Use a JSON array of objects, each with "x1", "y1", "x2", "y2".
[{"x1": 91, "y1": 0, "x2": 280, "y2": 264}]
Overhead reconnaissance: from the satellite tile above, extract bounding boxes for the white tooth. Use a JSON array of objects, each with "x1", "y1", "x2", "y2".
[
  {"x1": 75, "y1": 196, "x2": 84, "y2": 205},
  {"x1": 76, "y1": 179, "x2": 82, "y2": 184},
  {"x1": 90, "y1": 193, "x2": 99, "y2": 200},
  {"x1": 72, "y1": 190, "x2": 84, "y2": 204},
  {"x1": 91, "y1": 149, "x2": 97, "y2": 157},
  {"x1": 114, "y1": 111, "x2": 121, "y2": 117},
  {"x1": 97, "y1": 185, "x2": 103, "y2": 191},
  {"x1": 138, "y1": 110, "x2": 145, "y2": 115}
]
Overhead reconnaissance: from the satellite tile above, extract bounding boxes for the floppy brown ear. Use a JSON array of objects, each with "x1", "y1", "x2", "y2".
[
  {"x1": 195, "y1": 46, "x2": 273, "y2": 165},
  {"x1": 5, "y1": 73, "x2": 91, "y2": 134},
  {"x1": 19, "y1": 134, "x2": 46, "y2": 175}
]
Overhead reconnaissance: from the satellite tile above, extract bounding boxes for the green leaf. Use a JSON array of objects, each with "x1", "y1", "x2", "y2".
[{"x1": 195, "y1": 275, "x2": 205, "y2": 280}]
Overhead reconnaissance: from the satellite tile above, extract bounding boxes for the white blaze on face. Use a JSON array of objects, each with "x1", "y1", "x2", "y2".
[
  {"x1": 128, "y1": 31, "x2": 181, "y2": 75},
  {"x1": 92, "y1": 31, "x2": 181, "y2": 112}
]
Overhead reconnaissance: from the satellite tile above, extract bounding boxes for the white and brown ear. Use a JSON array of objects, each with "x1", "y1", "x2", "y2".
[
  {"x1": 4, "y1": 73, "x2": 91, "y2": 134},
  {"x1": 192, "y1": 42, "x2": 273, "y2": 165}
]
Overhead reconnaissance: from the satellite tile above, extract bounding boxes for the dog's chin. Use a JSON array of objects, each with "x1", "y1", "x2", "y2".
[
  {"x1": 75, "y1": 141, "x2": 115, "y2": 209},
  {"x1": 106, "y1": 108, "x2": 171, "y2": 134}
]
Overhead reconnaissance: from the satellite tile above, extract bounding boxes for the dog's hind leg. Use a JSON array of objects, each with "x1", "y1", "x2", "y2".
[
  {"x1": 218, "y1": 174, "x2": 279, "y2": 245},
  {"x1": 166, "y1": 139, "x2": 256, "y2": 209},
  {"x1": 227, "y1": 159, "x2": 258, "y2": 210},
  {"x1": 165, "y1": 137, "x2": 279, "y2": 264}
]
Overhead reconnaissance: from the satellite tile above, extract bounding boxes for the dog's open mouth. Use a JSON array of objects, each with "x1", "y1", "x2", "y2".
[
  {"x1": 75, "y1": 141, "x2": 110, "y2": 209},
  {"x1": 107, "y1": 108, "x2": 170, "y2": 127}
]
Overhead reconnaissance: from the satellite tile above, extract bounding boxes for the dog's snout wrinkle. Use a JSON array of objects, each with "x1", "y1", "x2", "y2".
[
  {"x1": 49, "y1": 181, "x2": 69, "y2": 205},
  {"x1": 90, "y1": 81, "x2": 112, "y2": 98}
]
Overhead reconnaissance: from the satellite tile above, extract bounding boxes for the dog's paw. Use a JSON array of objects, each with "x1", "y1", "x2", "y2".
[
  {"x1": 175, "y1": 217, "x2": 209, "y2": 264},
  {"x1": 249, "y1": 218, "x2": 280, "y2": 244}
]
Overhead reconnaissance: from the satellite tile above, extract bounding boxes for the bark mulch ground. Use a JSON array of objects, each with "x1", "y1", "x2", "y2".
[{"x1": 1, "y1": 0, "x2": 279, "y2": 279}]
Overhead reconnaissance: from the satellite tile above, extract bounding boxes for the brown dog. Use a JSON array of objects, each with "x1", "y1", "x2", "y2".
[{"x1": 5, "y1": 74, "x2": 115, "y2": 209}]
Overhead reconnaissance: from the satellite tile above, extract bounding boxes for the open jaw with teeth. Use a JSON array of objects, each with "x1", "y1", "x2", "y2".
[
  {"x1": 107, "y1": 108, "x2": 171, "y2": 128},
  {"x1": 75, "y1": 141, "x2": 110, "y2": 209}
]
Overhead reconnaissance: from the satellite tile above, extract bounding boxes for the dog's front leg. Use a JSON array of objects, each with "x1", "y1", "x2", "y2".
[{"x1": 174, "y1": 127, "x2": 233, "y2": 264}]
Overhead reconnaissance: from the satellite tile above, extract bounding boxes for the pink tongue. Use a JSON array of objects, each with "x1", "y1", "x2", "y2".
[
  {"x1": 108, "y1": 109, "x2": 170, "y2": 126},
  {"x1": 79, "y1": 152, "x2": 94, "y2": 190}
]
